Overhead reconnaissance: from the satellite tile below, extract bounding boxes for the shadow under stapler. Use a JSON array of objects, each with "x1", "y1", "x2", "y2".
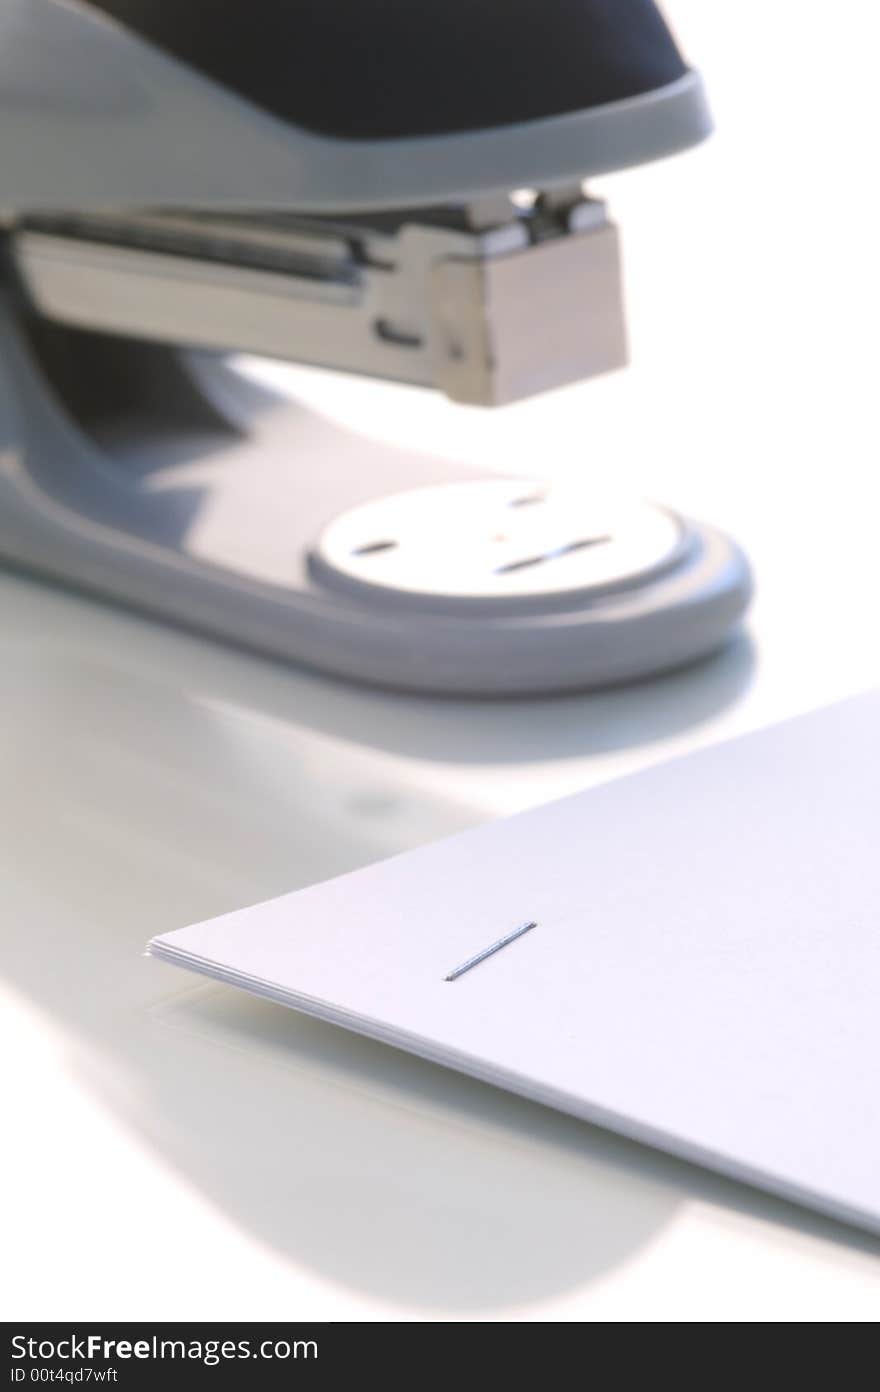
[{"x1": 1, "y1": 572, "x2": 874, "y2": 1312}]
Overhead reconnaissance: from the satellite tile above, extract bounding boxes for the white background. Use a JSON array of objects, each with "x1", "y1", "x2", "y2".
[{"x1": 2, "y1": 1, "x2": 879, "y2": 1320}]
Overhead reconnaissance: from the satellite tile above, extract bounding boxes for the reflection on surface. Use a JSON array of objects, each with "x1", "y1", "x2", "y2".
[
  {"x1": 149, "y1": 988, "x2": 678, "y2": 1308},
  {"x1": 2, "y1": 572, "x2": 867, "y2": 1312}
]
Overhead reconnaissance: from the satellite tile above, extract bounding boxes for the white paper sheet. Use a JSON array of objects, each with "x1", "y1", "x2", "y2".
[{"x1": 149, "y1": 691, "x2": 880, "y2": 1235}]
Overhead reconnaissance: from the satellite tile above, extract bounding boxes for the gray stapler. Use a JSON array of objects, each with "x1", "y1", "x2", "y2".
[{"x1": 0, "y1": 0, "x2": 751, "y2": 694}]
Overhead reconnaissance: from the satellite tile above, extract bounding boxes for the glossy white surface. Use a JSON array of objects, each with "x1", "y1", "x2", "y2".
[{"x1": 2, "y1": 0, "x2": 880, "y2": 1320}]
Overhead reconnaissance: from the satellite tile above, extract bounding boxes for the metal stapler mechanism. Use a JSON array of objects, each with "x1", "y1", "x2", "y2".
[{"x1": 0, "y1": 0, "x2": 751, "y2": 693}]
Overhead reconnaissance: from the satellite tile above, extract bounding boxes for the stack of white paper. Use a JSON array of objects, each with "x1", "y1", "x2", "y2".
[{"x1": 150, "y1": 691, "x2": 880, "y2": 1236}]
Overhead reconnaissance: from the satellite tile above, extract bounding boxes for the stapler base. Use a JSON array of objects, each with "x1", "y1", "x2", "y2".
[{"x1": 0, "y1": 304, "x2": 751, "y2": 695}]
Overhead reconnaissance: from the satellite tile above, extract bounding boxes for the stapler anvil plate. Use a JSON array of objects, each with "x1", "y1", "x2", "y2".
[{"x1": 0, "y1": 0, "x2": 751, "y2": 694}]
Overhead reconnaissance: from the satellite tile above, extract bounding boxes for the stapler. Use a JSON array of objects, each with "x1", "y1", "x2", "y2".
[{"x1": 0, "y1": 0, "x2": 751, "y2": 694}]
